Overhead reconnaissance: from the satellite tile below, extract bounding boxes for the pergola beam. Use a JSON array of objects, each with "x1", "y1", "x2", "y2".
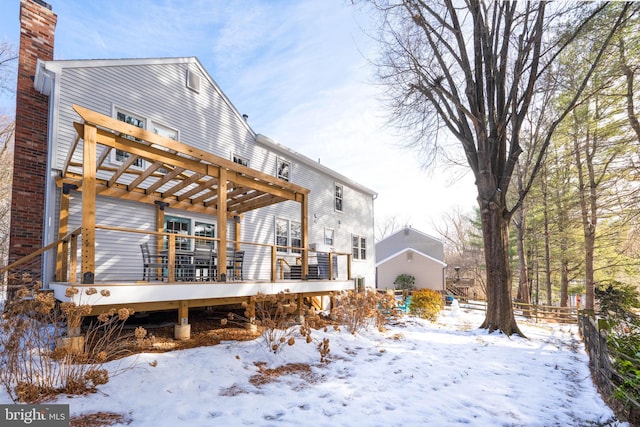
[{"x1": 66, "y1": 104, "x2": 312, "y2": 284}]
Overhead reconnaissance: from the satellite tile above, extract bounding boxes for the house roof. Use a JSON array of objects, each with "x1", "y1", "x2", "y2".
[
  {"x1": 376, "y1": 226, "x2": 444, "y2": 247},
  {"x1": 35, "y1": 56, "x2": 377, "y2": 198},
  {"x1": 375, "y1": 247, "x2": 447, "y2": 268},
  {"x1": 375, "y1": 227, "x2": 445, "y2": 263}
]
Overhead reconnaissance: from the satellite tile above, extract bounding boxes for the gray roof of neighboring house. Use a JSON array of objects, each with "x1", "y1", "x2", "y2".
[{"x1": 375, "y1": 227, "x2": 445, "y2": 263}]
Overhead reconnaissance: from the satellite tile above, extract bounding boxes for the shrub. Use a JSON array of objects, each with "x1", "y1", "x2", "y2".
[
  {"x1": 595, "y1": 281, "x2": 640, "y2": 411},
  {"x1": 0, "y1": 276, "x2": 133, "y2": 402},
  {"x1": 393, "y1": 274, "x2": 415, "y2": 291},
  {"x1": 595, "y1": 281, "x2": 640, "y2": 328},
  {"x1": 225, "y1": 292, "x2": 306, "y2": 354},
  {"x1": 225, "y1": 293, "x2": 332, "y2": 360},
  {"x1": 409, "y1": 289, "x2": 443, "y2": 321},
  {"x1": 330, "y1": 290, "x2": 386, "y2": 334}
]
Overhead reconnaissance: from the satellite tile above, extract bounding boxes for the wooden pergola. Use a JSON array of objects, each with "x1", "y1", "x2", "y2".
[{"x1": 58, "y1": 105, "x2": 311, "y2": 284}]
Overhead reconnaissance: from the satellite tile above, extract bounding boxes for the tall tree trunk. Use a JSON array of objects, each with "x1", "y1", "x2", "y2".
[
  {"x1": 542, "y1": 168, "x2": 553, "y2": 307},
  {"x1": 560, "y1": 245, "x2": 569, "y2": 307},
  {"x1": 619, "y1": 40, "x2": 640, "y2": 143},
  {"x1": 557, "y1": 194, "x2": 570, "y2": 308},
  {"x1": 573, "y1": 123, "x2": 597, "y2": 311},
  {"x1": 515, "y1": 206, "x2": 530, "y2": 304},
  {"x1": 478, "y1": 200, "x2": 524, "y2": 336}
]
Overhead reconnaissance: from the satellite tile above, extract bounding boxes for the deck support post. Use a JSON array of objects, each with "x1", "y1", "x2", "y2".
[
  {"x1": 245, "y1": 297, "x2": 257, "y2": 332},
  {"x1": 295, "y1": 293, "x2": 305, "y2": 324},
  {"x1": 175, "y1": 300, "x2": 190, "y2": 340}
]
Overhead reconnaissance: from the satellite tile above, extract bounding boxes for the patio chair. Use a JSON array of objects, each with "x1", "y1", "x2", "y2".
[
  {"x1": 226, "y1": 250, "x2": 244, "y2": 281},
  {"x1": 140, "y1": 243, "x2": 166, "y2": 281},
  {"x1": 396, "y1": 295, "x2": 412, "y2": 313},
  {"x1": 193, "y1": 244, "x2": 216, "y2": 281},
  {"x1": 315, "y1": 253, "x2": 338, "y2": 279}
]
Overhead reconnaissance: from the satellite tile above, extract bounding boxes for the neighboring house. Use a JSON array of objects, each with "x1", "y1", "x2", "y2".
[
  {"x1": 375, "y1": 227, "x2": 446, "y2": 291},
  {"x1": 6, "y1": 0, "x2": 376, "y2": 338}
]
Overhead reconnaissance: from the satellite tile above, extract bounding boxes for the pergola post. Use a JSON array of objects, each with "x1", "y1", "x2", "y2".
[
  {"x1": 217, "y1": 168, "x2": 228, "y2": 280},
  {"x1": 55, "y1": 184, "x2": 75, "y2": 281},
  {"x1": 300, "y1": 193, "x2": 309, "y2": 279},
  {"x1": 233, "y1": 214, "x2": 242, "y2": 251},
  {"x1": 155, "y1": 201, "x2": 166, "y2": 280},
  {"x1": 81, "y1": 123, "x2": 97, "y2": 284}
]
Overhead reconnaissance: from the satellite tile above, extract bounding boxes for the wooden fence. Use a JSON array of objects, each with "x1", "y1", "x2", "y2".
[
  {"x1": 458, "y1": 300, "x2": 578, "y2": 323},
  {"x1": 579, "y1": 314, "x2": 640, "y2": 426}
]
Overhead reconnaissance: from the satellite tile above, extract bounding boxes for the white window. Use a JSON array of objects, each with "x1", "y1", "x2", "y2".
[
  {"x1": 152, "y1": 122, "x2": 178, "y2": 141},
  {"x1": 233, "y1": 154, "x2": 249, "y2": 167},
  {"x1": 352, "y1": 234, "x2": 367, "y2": 260},
  {"x1": 194, "y1": 222, "x2": 215, "y2": 247},
  {"x1": 275, "y1": 218, "x2": 301, "y2": 254},
  {"x1": 324, "y1": 228, "x2": 334, "y2": 246},
  {"x1": 152, "y1": 123, "x2": 178, "y2": 173},
  {"x1": 291, "y1": 221, "x2": 302, "y2": 254},
  {"x1": 114, "y1": 110, "x2": 146, "y2": 168},
  {"x1": 276, "y1": 218, "x2": 289, "y2": 253},
  {"x1": 335, "y1": 183, "x2": 343, "y2": 212},
  {"x1": 276, "y1": 158, "x2": 291, "y2": 182},
  {"x1": 164, "y1": 215, "x2": 191, "y2": 251}
]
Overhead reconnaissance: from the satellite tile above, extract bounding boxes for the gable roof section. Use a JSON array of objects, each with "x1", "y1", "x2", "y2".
[
  {"x1": 375, "y1": 247, "x2": 447, "y2": 268},
  {"x1": 37, "y1": 57, "x2": 251, "y2": 134},
  {"x1": 375, "y1": 227, "x2": 444, "y2": 263},
  {"x1": 35, "y1": 56, "x2": 378, "y2": 198}
]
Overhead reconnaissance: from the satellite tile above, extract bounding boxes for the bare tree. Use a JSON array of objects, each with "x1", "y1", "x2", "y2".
[
  {"x1": 364, "y1": 0, "x2": 629, "y2": 334},
  {"x1": 434, "y1": 207, "x2": 486, "y2": 296},
  {"x1": 375, "y1": 214, "x2": 412, "y2": 241},
  {"x1": 0, "y1": 42, "x2": 17, "y2": 96},
  {"x1": 0, "y1": 117, "x2": 13, "y2": 270}
]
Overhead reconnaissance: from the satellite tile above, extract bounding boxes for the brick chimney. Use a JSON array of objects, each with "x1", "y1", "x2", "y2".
[{"x1": 8, "y1": 0, "x2": 57, "y2": 280}]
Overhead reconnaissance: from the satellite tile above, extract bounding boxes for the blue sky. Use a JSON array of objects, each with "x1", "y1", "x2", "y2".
[{"x1": 0, "y1": 0, "x2": 476, "y2": 237}]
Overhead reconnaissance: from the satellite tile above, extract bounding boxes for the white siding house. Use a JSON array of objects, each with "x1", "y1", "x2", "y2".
[
  {"x1": 375, "y1": 227, "x2": 446, "y2": 291},
  {"x1": 33, "y1": 57, "x2": 376, "y2": 288},
  {"x1": 8, "y1": 0, "x2": 377, "y2": 339}
]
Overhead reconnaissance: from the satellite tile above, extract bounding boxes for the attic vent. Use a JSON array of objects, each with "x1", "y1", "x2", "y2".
[{"x1": 186, "y1": 69, "x2": 200, "y2": 93}]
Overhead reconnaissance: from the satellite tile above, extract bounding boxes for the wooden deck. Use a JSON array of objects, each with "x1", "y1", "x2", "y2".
[{"x1": 49, "y1": 279, "x2": 355, "y2": 316}]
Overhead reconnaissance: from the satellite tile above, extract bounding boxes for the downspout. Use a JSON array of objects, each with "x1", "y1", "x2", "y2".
[{"x1": 36, "y1": 61, "x2": 57, "y2": 289}]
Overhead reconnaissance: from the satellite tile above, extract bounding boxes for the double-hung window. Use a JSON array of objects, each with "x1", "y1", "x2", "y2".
[
  {"x1": 335, "y1": 183, "x2": 343, "y2": 212},
  {"x1": 164, "y1": 215, "x2": 191, "y2": 251},
  {"x1": 352, "y1": 234, "x2": 367, "y2": 260},
  {"x1": 290, "y1": 221, "x2": 301, "y2": 254},
  {"x1": 276, "y1": 218, "x2": 289, "y2": 253},
  {"x1": 152, "y1": 123, "x2": 178, "y2": 141},
  {"x1": 194, "y1": 222, "x2": 215, "y2": 247},
  {"x1": 233, "y1": 154, "x2": 249, "y2": 167},
  {"x1": 276, "y1": 218, "x2": 301, "y2": 254},
  {"x1": 324, "y1": 228, "x2": 335, "y2": 247},
  {"x1": 277, "y1": 158, "x2": 291, "y2": 182},
  {"x1": 114, "y1": 110, "x2": 145, "y2": 168},
  {"x1": 153, "y1": 123, "x2": 179, "y2": 174}
]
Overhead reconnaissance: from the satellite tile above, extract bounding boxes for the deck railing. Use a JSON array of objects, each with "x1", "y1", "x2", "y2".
[{"x1": 1, "y1": 224, "x2": 352, "y2": 288}]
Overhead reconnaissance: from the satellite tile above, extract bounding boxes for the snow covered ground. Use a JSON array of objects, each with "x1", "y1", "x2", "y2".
[{"x1": 0, "y1": 303, "x2": 627, "y2": 426}]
